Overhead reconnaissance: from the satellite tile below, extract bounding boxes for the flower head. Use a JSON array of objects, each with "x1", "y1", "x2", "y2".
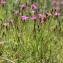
[
  {"x1": 21, "y1": 16, "x2": 29, "y2": 21},
  {"x1": 32, "y1": 3, "x2": 38, "y2": 10},
  {"x1": 37, "y1": 13, "x2": 43, "y2": 18},
  {"x1": 31, "y1": 16, "x2": 37, "y2": 21},
  {"x1": 39, "y1": 14, "x2": 47, "y2": 24},
  {"x1": 54, "y1": 12, "x2": 60, "y2": 17}
]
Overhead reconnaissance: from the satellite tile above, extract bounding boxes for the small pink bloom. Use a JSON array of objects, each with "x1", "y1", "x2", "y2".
[
  {"x1": 40, "y1": 14, "x2": 47, "y2": 23},
  {"x1": 31, "y1": 16, "x2": 37, "y2": 21},
  {"x1": 32, "y1": 3, "x2": 38, "y2": 10},
  {"x1": 21, "y1": 16, "x2": 29, "y2": 21},
  {"x1": 38, "y1": 14, "x2": 43, "y2": 18},
  {"x1": 54, "y1": 12, "x2": 60, "y2": 16}
]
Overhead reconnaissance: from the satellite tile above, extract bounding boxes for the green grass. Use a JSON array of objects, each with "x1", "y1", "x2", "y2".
[{"x1": 0, "y1": 0, "x2": 63, "y2": 63}]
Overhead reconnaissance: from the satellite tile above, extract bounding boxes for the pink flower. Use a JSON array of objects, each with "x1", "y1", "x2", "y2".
[
  {"x1": 42, "y1": 15, "x2": 47, "y2": 21},
  {"x1": 39, "y1": 14, "x2": 47, "y2": 24},
  {"x1": 32, "y1": 3, "x2": 38, "y2": 10},
  {"x1": 38, "y1": 14, "x2": 43, "y2": 18},
  {"x1": 54, "y1": 12, "x2": 60, "y2": 16},
  {"x1": 31, "y1": 16, "x2": 37, "y2": 21},
  {"x1": 21, "y1": 16, "x2": 29, "y2": 21}
]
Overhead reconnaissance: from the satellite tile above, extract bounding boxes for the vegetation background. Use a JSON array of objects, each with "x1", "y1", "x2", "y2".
[{"x1": 0, "y1": 0, "x2": 63, "y2": 63}]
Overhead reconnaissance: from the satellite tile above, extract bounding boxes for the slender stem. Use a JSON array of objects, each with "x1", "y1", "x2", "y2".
[
  {"x1": 57, "y1": 17, "x2": 61, "y2": 33},
  {"x1": 33, "y1": 20, "x2": 36, "y2": 38},
  {"x1": 40, "y1": 38, "x2": 43, "y2": 63}
]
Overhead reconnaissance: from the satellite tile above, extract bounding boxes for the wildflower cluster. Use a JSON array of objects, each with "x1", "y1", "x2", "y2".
[{"x1": 14, "y1": 0, "x2": 62, "y2": 24}]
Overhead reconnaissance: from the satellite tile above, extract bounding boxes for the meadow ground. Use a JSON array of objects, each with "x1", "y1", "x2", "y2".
[{"x1": 0, "y1": 0, "x2": 63, "y2": 63}]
